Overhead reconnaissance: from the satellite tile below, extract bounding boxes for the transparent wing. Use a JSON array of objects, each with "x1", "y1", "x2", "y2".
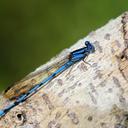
[{"x1": 4, "y1": 57, "x2": 69, "y2": 100}]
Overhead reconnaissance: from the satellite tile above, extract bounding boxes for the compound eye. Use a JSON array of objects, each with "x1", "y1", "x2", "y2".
[{"x1": 84, "y1": 41, "x2": 90, "y2": 46}]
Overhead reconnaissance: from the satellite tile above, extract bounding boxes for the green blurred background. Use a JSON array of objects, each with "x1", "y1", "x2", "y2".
[{"x1": 0, "y1": 0, "x2": 127, "y2": 91}]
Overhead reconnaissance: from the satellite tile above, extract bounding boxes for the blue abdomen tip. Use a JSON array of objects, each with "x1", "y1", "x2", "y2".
[{"x1": 0, "y1": 110, "x2": 5, "y2": 117}]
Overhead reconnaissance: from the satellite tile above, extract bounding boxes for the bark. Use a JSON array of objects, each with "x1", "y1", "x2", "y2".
[{"x1": 1, "y1": 12, "x2": 128, "y2": 128}]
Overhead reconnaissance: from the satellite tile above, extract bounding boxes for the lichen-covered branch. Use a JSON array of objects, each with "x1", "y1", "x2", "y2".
[{"x1": 1, "y1": 12, "x2": 128, "y2": 128}]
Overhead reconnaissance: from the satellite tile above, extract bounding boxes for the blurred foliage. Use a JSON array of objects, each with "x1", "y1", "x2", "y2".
[{"x1": 0, "y1": 0, "x2": 128, "y2": 91}]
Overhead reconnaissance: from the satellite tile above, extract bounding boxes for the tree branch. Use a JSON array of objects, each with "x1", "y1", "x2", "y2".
[{"x1": 1, "y1": 12, "x2": 128, "y2": 128}]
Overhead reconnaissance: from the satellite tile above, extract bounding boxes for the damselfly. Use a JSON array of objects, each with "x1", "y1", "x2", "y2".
[{"x1": 0, "y1": 41, "x2": 95, "y2": 118}]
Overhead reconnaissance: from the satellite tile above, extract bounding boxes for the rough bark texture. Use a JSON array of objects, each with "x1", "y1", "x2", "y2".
[{"x1": 1, "y1": 12, "x2": 128, "y2": 128}]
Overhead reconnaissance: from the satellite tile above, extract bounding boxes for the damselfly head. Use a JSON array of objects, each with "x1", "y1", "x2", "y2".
[{"x1": 85, "y1": 41, "x2": 95, "y2": 53}]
